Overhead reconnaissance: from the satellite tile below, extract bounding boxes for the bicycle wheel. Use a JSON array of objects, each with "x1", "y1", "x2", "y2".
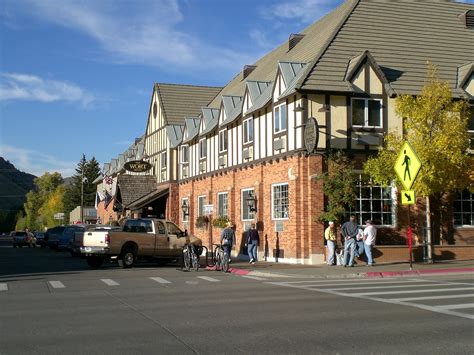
[
  {"x1": 183, "y1": 246, "x2": 191, "y2": 271},
  {"x1": 213, "y1": 247, "x2": 222, "y2": 271},
  {"x1": 192, "y1": 250, "x2": 199, "y2": 271},
  {"x1": 222, "y1": 252, "x2": 230, "y2": 273}
]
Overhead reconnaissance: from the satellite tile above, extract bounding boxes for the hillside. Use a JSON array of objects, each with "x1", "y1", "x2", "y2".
[{"x1": 0, "y1": 157, "x2": 36, "y2": 231}]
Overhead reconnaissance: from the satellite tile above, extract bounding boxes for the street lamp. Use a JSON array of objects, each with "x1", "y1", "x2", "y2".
[
  {"x1": 80, "y1": 167, "x2": 88, "y2": 224},
  {"x1": 247, "y1": 191, "x2": 257, "y2": 213},
  {"x1": 181, "y1": 200, "x2": 189, "y2": 217}
]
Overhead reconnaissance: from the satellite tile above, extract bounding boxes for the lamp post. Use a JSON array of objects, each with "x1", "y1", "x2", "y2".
[
  {"x1": 181, "y1": 200, "x2": 189, "y2": 219},
  {"x1": 247, "y1": 191, "x2": 257, "y2": 213}
]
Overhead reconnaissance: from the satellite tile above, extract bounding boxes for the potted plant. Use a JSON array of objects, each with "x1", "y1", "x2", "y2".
[
  {"x1": 195, "y1": 215, "x2": 209, "y2": 229},
  {"x1": 212, "y1": 215, "x2": 230, "y2": 229}
]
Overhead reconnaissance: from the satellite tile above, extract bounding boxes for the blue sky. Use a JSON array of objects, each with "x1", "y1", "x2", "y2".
[{"x1": 0, "y1": 0, "x2": 471, "y2": 177}]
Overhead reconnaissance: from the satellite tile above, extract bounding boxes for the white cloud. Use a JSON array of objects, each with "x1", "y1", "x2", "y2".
[
  {"x1": 0, "y1": 145, "x2": 76, "y2": 177},
  {"x1": 261, "y1": 0, "x2": 339, "y2": 24},
  {"x1": 6, "y1": 0, "x2": 255, "y2": 73},
  {"x1": 0, "y1": 72, "x2": 94, "y2": 106},
  {"x1": 249, "y1": 29, "x2": 274, "y2": 49}
]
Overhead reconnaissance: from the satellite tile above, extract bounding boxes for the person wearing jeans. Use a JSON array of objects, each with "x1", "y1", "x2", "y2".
[
  {"x1": 325, "y1": 221, "x2": 337, "y2": 265},
  {"x1": 246, "y1": 223, "x2": 260, "y2": 264},
  {"x1": 341, "y1": 215, "x2": 359, "y2": 267},
  {"x1": 363, "y1": 220, "x2": 377, "y2": 266}
]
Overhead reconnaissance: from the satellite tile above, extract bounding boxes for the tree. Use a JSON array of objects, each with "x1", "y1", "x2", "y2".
[
  {"x1": 39, "y1": 185, "x2": 66, "y2": 227},
  {"x1": 364, "y1": 65, "x2": 472, "y2": 262},
  {"x1": 63, "y1": 155, "x2": 101, "y2": 220},
  {"x1": 315, "y1": 151, "x2": 357, "y2": 225}
]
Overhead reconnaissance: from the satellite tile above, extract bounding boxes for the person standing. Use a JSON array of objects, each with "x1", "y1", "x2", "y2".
[
  {"x1": 220, "y1": 221, "x2": 235, "y2": 262},
  {"x1": 325, "y1": 221, "x2": 337, "y2": 265},
  {"x1": 341, "y1": 215, "x2": 359, "y2": 267},
  {"x1": 363, "y1": 220, "x2": 377, "y2": 266},
  {"x1": 246, "y1": 223, "x2": 260, "y2": 264}
]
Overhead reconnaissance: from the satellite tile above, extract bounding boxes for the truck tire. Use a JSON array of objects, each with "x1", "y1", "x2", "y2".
[
  {"x1": 118, "y1": 249, "x2": 136, "y2": 268},
  {"x1": 86, "y1": 256, "x2": 103, "y2": 268}
]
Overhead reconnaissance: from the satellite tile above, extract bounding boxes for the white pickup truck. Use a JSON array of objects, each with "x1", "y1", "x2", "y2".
[
  {"x1": 80, "y1": 218, "x2": 202, "y2": 268},
  {"x1": 72, "y1": 225, "x2": 119, "y2": 257}
]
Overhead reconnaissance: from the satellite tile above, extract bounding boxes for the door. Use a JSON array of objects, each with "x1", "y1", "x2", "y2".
[
  {"x1": 154, "y1": 221, "x2": 169, "y2": 256},
  {"x1": 166, "y1": 221, "x2": 187, "y2": 257}
]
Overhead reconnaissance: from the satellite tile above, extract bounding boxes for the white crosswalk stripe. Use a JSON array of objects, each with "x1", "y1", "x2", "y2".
[
  {"x1": 197, "y1": 276, "x2": 220, "y2": 282},
  {"x1": 48, "y1": 281, "x2": 65, "y2": 289},
  {"x1": 101, "y1": 279, "x2": 119, "y2": 286},
  {"x1": 0, "y1": 283, "x2": 8, "y2": 291},
  {"x1": 150, "y1": 277, "x2": 172, "y2": 284},
  {"x1": 269, "y1": 278, "x2": 474, "y2": 320},
  {"x1": 241, "y1": 275, "x2": 268, "y2": 281}
]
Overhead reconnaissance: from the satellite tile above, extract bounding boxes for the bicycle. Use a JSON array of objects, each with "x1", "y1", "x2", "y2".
[
  {"x1": 212, "y1": 243, "x2": 230, "y2": 273},
  {"x1": 182, "y1": 243, "x2": 200, "y2": 272}
]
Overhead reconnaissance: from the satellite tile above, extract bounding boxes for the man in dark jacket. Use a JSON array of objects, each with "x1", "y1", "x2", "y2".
[
  {"x1": 221, "y1": 221, "x2": 235, "y2": 262},
  {"x1": 341, "y1": 215, "x2": 358, "y2": 267},
  {"x1": 246, "y1": 223, "x2": 260, "y2": 264}
]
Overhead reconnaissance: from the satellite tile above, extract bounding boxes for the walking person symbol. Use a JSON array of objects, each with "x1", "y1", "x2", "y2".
[{"x1": 402, "y1": 150, "x2": 411, "y2": 181}]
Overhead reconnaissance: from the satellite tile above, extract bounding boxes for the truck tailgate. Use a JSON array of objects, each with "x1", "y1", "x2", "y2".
[{"x1": 82, "y1": 230, "x2": 109, "y2": 248}]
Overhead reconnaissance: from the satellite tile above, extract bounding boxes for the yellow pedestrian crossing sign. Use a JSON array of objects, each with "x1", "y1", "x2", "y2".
[
  {"x1": 401, "y1": 190, "x2": 415, "y2": 205},
  {"x1": 394, "y1": 142, "x2": 422, "y2": 190}
]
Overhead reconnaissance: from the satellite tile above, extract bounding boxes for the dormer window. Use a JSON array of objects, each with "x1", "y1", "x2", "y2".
[
  {"x1": 274, "y1": 103, "x2": 287, "y2": 133},
  {"x1": 351, "y1": 98, "x2": 382, "y2": 128}
]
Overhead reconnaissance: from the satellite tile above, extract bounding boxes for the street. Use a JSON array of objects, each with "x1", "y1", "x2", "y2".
[{"x1": 1, "y1": 238, "x2": 473, "y2": 354}]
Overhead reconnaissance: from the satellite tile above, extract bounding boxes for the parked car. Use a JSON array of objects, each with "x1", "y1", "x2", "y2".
[
  {"x1": 71, "y1": 225, "x2": 118, "y2": 257},
  {"x1": 82, "y1": 218, "x2": 201, "y2": 268},
  {"x1": 45, "y1": 226, "x2": 66, "y2": 249},
  {"x1": 58, "y1": 225, "x2": 86, "y2": 251},
  {"x1": 12, "y1": 231, "x2": 36, "y2": 248},
  {"x1": 34, "y1": 232, "x2": 46, "y2": 247}
]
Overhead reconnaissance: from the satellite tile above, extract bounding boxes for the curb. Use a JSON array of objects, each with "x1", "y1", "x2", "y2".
[{"x1": 365, "y1": 267, "x2": 474, "y2": 278}]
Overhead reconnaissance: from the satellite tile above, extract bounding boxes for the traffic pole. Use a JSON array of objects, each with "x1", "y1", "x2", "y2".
[{"x1": 408, "y1": 205, "x2": 413, "y2": 270}]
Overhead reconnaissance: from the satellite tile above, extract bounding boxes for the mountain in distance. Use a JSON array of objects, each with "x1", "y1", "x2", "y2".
[{"x1": 0, "y1": 157, "x2": 36, "y2": 232}]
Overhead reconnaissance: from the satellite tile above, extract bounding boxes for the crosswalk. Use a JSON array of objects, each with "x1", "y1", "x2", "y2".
[
  {"x1": 268, "y1": 278, "x2": 474, "y2": 320},
  {"x1": 0, "y1": 273, "x2": 260, "y2": 293}
]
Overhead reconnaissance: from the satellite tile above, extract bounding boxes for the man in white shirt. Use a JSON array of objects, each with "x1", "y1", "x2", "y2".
[{"x1": 363, "y1": 220, "x2": 377, "y2": 266}]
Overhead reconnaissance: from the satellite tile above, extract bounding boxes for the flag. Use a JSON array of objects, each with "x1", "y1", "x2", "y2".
[
  {"x1": 95, "y1": 190, "x2": 104, "y2": 209},
  {"x1": 104, "y1": 175, "x2": 113, "y2": 185},
  {"x1": 103, "y1": 191, "x2": 113, "y2": 209}
]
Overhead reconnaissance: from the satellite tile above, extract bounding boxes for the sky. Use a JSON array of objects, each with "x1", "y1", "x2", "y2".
[{"x1": 0, "y1": 0, "x2": 472, "y2": 178}]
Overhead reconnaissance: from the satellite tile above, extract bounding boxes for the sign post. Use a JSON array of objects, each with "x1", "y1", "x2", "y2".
[{"x1": 394, "y1": 141, "x2": 422, "y2": 269}]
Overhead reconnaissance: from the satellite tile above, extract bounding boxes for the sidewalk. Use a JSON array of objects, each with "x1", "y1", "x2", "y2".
[{"x1": 223, "y1": 259, "x2": 474, "y2": 279}]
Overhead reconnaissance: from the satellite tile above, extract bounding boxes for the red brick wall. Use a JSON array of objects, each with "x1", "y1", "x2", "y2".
[
  {"x1": 96, "y1": 200, "x2": 119, "y2": 225},
  {"x1": 178, "y1": 153, "x2": 326, "y2": 263}
]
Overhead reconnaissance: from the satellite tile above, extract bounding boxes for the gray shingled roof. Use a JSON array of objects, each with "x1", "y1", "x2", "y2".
[
  {"x1": 299, "y1": 0, "x2": 474, "y2": 97},
  {"x1": 208, "y1": 0, "x2": 355, "y2": 108},
  {"x1": 200, "y1": 107, "x2": 220, "y2": 137},
  {"x1": 207, "y1": 0, "x2": 472, "y2": 111},
  {"x1": 166, "y1": 125, "x2": 184, "y2": 149},
  {"x1": 117, "y1": 175, "x2": 157, "y2": 207},
  {"x1": 128, "y1": 184, "x2": 169, "y2": 210},
  {"x1": 182, "y1": 117, "x2": 201, "y2": 144},
  {"x1": 155, "y1": 83, "x2": 222, "y2": 125}
]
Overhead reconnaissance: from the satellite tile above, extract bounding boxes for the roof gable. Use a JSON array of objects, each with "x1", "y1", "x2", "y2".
[
  {"x1": 458, "y1": 62, "x2": 474, "y2": 89},
  {"x1": 200, "y1": 107, "x2": 220, "y2": 136},
  {"x1": 182, "y1": 117, "x2": 201, "y2": 144},
  {"x1": 220, "y1": 95, "x2": 243, "y2": 126},
  {"x1": 166, "y1": 125, "x2": 184, "y2": 149}
]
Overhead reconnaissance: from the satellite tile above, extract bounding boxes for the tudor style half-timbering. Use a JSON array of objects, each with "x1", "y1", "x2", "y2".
[{"x1": 178, "y1": 0, "x2": 474, "y2": 264}]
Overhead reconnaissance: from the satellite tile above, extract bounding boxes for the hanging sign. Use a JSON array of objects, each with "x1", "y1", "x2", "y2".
[
  {"x1": 124, "y1": 160, "x2": 152, "y2": 173},
  {"x1": 304, "y1": 117, "x2": 319, "y2": 154}
]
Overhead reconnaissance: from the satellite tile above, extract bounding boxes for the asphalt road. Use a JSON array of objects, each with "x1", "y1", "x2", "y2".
[{"x1": 1, "y1": 238, "x2": 473, "y2": 355}]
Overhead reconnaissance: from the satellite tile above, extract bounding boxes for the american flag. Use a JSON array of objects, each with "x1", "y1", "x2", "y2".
[{"x1": 104, "y1": 176, "x2": 113, "y2": 185}]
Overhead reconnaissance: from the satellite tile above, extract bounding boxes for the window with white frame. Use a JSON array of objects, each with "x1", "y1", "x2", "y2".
[
  {"x1": 351, "y1": 98, "x2": 382, "y2": 128},
  {"x1": 349, "y1": 174, "x2": 394, "y2": 226},
  {"x1": 243, "y1": 118, "x2": 254, "y2": 144},
  {"x1": 274, "y1": 103, "x2": 287, "y2": 133},
  {"x1": 241, "y1": 188, "x2": 255, "y2": 221},
  {"x1": 272, "y1": 183, "x2": 289, "y2": 220},
  {"x1": 197, "y1": 195, "x2": 206, "y2": 217},
  {"x1": 453, "y1": 190, "x2": 474, "y2": 226},
  {"x1": 182, "y1": 198, "x2": 189, "y2": 222},
  {"x1": 217, "y1": 192, "x2": 228, "y2": 217},
  {"x1": 160, "y1": 151, "x2": 167, "y2": 180},
  {"x1": 219, "y1": 130, "x2": 228, "y2": 153},
  {"x1": 199, "y1": 139, "x2": 207, "y2": 160},
  {"x1": 180, "y1": 145, "x2": 189, "y2": 164}
]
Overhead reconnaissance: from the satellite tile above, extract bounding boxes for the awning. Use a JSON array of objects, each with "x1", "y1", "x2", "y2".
[{"x1": 128, "y1": 184, "x2": 170, "y2": 211}]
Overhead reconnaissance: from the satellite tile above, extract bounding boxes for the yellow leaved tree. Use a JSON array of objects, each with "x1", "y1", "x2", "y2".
[{"x1": 364, "y1": 65, "x2": 473, "y2": 262}]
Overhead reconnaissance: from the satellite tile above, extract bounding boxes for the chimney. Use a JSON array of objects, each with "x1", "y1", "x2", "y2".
[
  {"x1": 242, "y1": 65, "x2": 257, "y2": 79},
  {"x1": 288, "y1": 33, "x2": 305, "y2": 51}
]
